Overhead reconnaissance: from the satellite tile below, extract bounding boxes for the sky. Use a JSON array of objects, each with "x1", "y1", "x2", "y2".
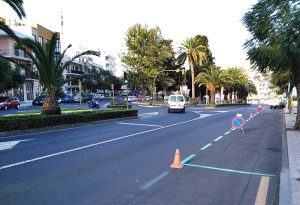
[{"x1": 1, "y1": 0, "x2": 258, "y2": 76}]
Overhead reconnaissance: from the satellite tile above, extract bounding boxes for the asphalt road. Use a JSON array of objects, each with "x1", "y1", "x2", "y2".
[{"x1": 0, "y1": 104, "x2": 282, "y2": 205}]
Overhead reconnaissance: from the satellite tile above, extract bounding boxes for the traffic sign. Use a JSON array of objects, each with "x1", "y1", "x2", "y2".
[
  {"x1": 256, "y1": 105, "x2": 263, "y2": 113},
  {"x1": 231, "y1": 115, "x2": 246, "y2": 129}
]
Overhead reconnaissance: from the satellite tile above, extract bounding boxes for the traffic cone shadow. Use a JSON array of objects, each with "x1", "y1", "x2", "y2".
[{"x1": 170, "y1": 149, "x2": 183, "y2": 169}]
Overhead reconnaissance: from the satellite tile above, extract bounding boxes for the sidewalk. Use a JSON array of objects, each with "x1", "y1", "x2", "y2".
[{"x1": 280, "y1": 106, "x2": 300, "y2": 205}]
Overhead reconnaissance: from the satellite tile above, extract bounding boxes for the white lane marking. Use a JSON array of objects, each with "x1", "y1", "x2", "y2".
[
  {"x1": 118, "y1": 122, "x2": 163, "y2": 127},
  {"x1": 138, "y1": 112, "x2": 159, "y2": 119},
  {"x1": 200, "y1": 114, "x2": 214, "y2": 118},
  {"x1": 142, "y1": 171, "x2": 170, "y2": 190},
  {"x1": 0, "y1": 113, "x2": 205, "y2": 170},
  {"x1": 0, "y1": 139, "x2": 34, "y2": 151}
]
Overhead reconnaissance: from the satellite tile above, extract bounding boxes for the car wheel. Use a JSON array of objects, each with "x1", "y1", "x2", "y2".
[
  {"x1": 168, "y1": 109, "x2": 170, "y2": 113},
  {"x1": 16, "y1": 104, "x2": 20, "y2": 109},
  {"x1": 182, "y1": 108, "x2": 185, "y2": 113}
]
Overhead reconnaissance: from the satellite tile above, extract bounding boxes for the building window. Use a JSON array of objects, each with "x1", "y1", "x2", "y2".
[
  {"x1": 32, "y1": 34, "x2": 36, "y2": 41},
  {"x1": 56, "y1": 39, "x2": 61, "y2": 53},
  {"x1": 38, "y1": 36, "x2": 43, "y2": 46}
]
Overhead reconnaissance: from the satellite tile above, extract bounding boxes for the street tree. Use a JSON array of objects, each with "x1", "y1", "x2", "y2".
[
  {"x1": 242, "y1": 0, "x2": 300, "y2": 129},
  {"x1": 120, "y1": 23, "x2": 175, "y2": 100},
  {"x1": 195, "y1": 65, "x2": 228, "y2": 105},
  {"x1": 0, "y1": 27, "x2": 100, "y2": 115},
  {"x1": 177, "y1": 37, "x2": 206, "y2": 103},
  {"x1": 223, "y1": 67, "x2": 249, "y2": 103},
  {"x1": 0, "y1": 58, "x2": 25, "y2": 94}
]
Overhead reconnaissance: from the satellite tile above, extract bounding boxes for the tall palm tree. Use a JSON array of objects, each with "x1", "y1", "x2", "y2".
[
  {"x1": 177, "y1": 37, "x2": 206, "y2": 103},
  {"x1": 2, "y1": 0, "x2": 26, "y2": 19},
  {"x1": 0, "y1": 27, "x2": 100, "y2": 115},
  {"x1": 195, "y1": 65, "x2": 228, "y2": 105}
]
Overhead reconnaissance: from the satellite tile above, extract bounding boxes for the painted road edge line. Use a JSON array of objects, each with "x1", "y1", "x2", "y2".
[{"x1": 184, "y1": 163, "x2": 275, "y2": 177}]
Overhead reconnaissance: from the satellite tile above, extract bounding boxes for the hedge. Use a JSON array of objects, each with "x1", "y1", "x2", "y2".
[{"x1": 0, "y1": 109, "x2": 138, "y2": 132}]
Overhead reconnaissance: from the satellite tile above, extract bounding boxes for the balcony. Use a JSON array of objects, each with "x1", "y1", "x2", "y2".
[
  {"x1": 66, "y1": 69, "x2": 84, "y2": 76},
  {"x1": 0, "y1": 49, "x2": 31, "y2": 62}
]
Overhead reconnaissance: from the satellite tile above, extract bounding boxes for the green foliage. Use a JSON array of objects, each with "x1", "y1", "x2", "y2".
[
  {"x1": 120, "y1": 23, "x2": 176, "y2": 96},
  {"x1": 0, "y1": 109, "x2": 138, "y2": 132},
  {"x1": 0, "y1": 58, "x2": 25, "y2": 93},
  {"x1": 2, "y1": 0, "x2": 26, "y2": 20},
  {"x1": 177, "y1": 36, "x2": 207, "y2": 101}
]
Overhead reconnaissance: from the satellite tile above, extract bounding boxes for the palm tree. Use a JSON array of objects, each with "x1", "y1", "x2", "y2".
[
  {"x1": 195, "y1": 65, "x2": 228, "y2": 105},
  {"x1": 0, "y1": 28, "x2": 100, "y2": 115},
  {"x1": 2, "y1": 0, "x2": 26, "y2": 19},
  {"x1": 223, "y1": 67, "x2": 249, "y2": 103},
  {"x1": 177, "y1": 37, "x2": 206, "y2": 103}
]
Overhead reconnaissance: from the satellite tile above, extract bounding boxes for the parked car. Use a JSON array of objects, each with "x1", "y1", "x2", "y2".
[
  {"x1": 167, "y1": 94, "x2": 186, "y2": 113},
  {"x1": 32, "y1": 95, "x2": 46, "y2": 106},
  {"x1": 73, "y1": 92, "x2": 88, "y2": 102},
  {"x1": 90, "y1": 93, "x2": 105, "y2": 100},
  {"x1": 86, "y1": 94, "x2": 96, "y2": 102},
  {"x1": 60, "y1": 94, "x2": 74, "y2": 103},
  {"x1": 0, "y1": 96, "x2": 20, "y2": 110}
]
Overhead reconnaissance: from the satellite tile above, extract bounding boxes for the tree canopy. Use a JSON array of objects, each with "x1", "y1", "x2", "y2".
[{"x1": 243, "y1": 0, "x2": 300, "y2": 129}]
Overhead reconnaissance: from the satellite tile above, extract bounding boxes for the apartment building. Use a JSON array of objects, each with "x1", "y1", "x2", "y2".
[{"x1": 0, "y1": 17, "x2": 105, "y2": 101}]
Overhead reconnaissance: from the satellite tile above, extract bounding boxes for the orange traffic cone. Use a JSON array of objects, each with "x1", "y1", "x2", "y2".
[
  {"x1": 250, "y1": 112, "x2": 253, "y2": 119},
  {"x1": 170, "y1": 149, "x2": 183, "y2": 169}
]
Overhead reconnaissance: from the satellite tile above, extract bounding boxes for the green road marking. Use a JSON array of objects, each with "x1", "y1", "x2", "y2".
[
  {"x1": 214, "y1": 136, "x2": 223, "y2": 142},
  {"x1": 184, "y1": 163, "x2": 275, "y2": 177},
  {"x1": 181, "y1": 154, "x2": 196, "y2": 165},
  {"x1": 200, "y1": 143, "x2": 212, "y2": 151}
]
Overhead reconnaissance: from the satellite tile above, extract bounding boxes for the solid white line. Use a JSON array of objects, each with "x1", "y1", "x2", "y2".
[{"x1": 118, "y1": 122, "x2": 163, "y2": 127}]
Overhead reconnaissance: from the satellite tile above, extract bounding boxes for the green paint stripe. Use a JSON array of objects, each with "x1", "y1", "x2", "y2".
[
  {"x1": 214, "y1": 136, "x2": 223, "y2": 142},
  {"x1": 181, "y1": 154, "x2": 196, "y2": 165},
  {"x1": 200, "y1": 143, "x2": 212, "y2": 151},
  {"x1": 184, "y1": 163, "x2": 275, "y2": 177}
]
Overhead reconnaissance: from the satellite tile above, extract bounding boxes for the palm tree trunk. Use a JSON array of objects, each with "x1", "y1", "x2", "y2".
[
  {"x1": 210, "y1": 87, "x2": 216, "y2": 104},
  {"x1": 41, "y1": 93, "x2": 61, "y2": 115}
]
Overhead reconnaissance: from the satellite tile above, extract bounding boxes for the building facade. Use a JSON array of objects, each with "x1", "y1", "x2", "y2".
[{"x1": 1, "y1": 17, "x2": 113, "y2": 101}]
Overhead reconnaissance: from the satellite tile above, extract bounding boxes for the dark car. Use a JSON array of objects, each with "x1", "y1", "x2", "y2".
[
  {"x1": 86, "y1": 94, "x2": 96, "y2": 102},
  {"x1": 32, "y1": 95, "x2": 46, "y2": 106},
  {"x1": 0, "y1": 96, "x2": 20, "y2": 110},
  {"x1": 60, "y1": 94, "x2": 74, "y2": 103}
]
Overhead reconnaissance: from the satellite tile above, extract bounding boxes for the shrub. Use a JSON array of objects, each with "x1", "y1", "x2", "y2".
[{"x1": 0, "y1": 109, "x2": 138, "y2": 132}]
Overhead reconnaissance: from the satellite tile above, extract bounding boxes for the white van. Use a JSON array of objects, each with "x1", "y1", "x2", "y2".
[{"x1": 167, "y1": 94, "x2": 186, "y2": 113}]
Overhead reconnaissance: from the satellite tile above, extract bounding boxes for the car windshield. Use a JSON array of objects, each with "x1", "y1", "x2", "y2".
[
  {"x1": 169, "y1": 96, "x2": 176, "y2": 102},
  {"x1": 0, "y1": 97, "x2": 8, "y2": 103}
]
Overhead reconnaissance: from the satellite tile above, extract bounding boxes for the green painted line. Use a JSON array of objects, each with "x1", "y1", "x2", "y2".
[
  {"x1": 181, "y1": 154, "x2": 196, "y2": 165},
  {"x1": 214, "y1": 136, "x2": 223, "y2": 142},
  {"x1": 184, "y1": 163, "x2": 275, "y2": 177},
  {"x1": 200, "y1": 143, "x2": 212, "y2": 151}
]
